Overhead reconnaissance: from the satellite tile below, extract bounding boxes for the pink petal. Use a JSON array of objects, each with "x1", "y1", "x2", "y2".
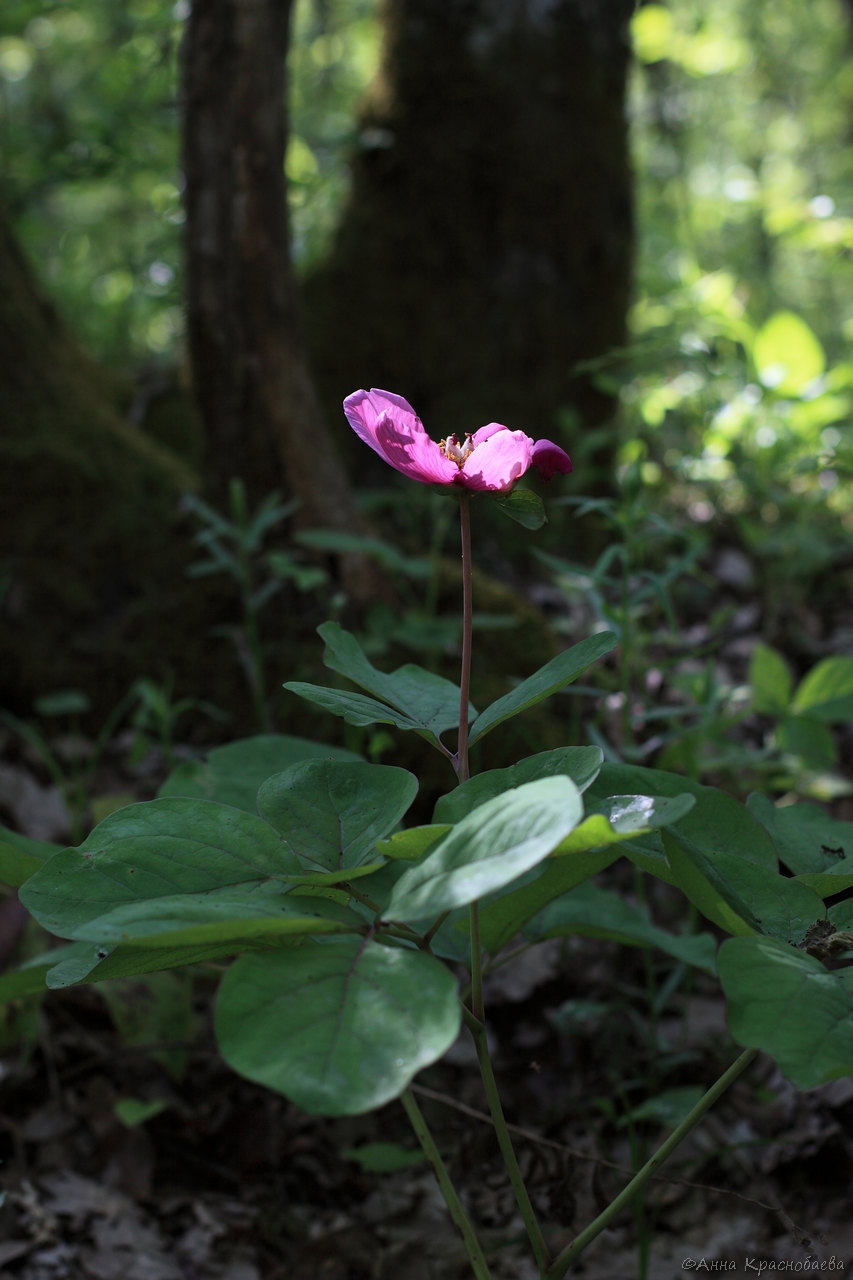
[
  {"x1": 531, "y1": 439, "x2": 572, "y2": 480},
  {"x1": 459, "y1": 429, "x2": 532, "y2": 492},
  {"x1": 343, "y1": 388, "x2": 457, "y2": 484},
  {"x1": 343, "y1": 387, "x2": 421, "y2": 453},
  {"x1": 471, "y1": 422, "x2": 512, "y2": 446},
  {"x1": 375, "y1": 416, "x2": 458, "y2": 484}
]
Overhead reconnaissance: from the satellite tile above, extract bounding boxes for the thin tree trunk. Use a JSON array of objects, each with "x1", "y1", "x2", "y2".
[{"x1": 181, "y1": 0, "x2": 365, "y2": 532}]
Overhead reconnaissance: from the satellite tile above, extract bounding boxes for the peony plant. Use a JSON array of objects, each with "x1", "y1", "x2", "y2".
[{"x1": 5, "y1": 389, "x2": 853, "y2": 1278}]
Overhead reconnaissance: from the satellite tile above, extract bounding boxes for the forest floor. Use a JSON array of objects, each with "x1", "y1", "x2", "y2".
[
  {"x1": 2, "y1": 907, "x2": 853, "y2": 1280},
  {"x1": 1, "y1": 551, "x2": 853, "y2": 1280},
  {"x1": 2, "y1": 733, "x2": 853, "y2": 1280}
]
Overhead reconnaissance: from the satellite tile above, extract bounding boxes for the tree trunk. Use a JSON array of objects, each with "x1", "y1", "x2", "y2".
[
  {"x1": 181, "y1": 0, "x2": 366, "y2": 531},
  {"x1": 305, "y1": 0, "x2": 634, "y2": 487}
]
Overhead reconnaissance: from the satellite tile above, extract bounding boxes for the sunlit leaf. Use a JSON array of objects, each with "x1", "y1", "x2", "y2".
[{"x1": 753, "y1": 311, "x2": 825, "y2": 395}]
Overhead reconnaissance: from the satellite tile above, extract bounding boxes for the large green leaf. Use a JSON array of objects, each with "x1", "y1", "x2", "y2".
[
  {"x1": 477, "y1": 848, "x2": 622, "y2": 955},
  {"x1": 719, "y1": 936, "x2": 853, "y2": 1088},
  {"x1": 159, "y1": 734, "x2": 361, "y2": 813},
  {"x1": 433, "y1": 747, "x2": 602, "y2": 824},
  {"x1": 257, "y1": 761, "x2": 417, "y2": 881},
  {"x1": 467, "y1": 632, "x2": 616, "y2": 746},
  {"x1": 748, "y1": 794, "x2": 853, "y2": 895},
  {"x1": 58, "y1": 881, "x2": 361, "y2": 948},
  {"x1": 215, "y1": 938, "x2": 461, "y2": 1115},
  {"x1": 477, "y1": 791, "x2": 695, "y2": 954},
  {"x1": 527, "y1": 881, "x2": 717, "y2": 973},
  {"x1": 0, "y1": 826, "x2": 60, "y2": 887},
  {"x1": 18, "y1": 798, "x2": 301, "y2": 938},
  {"x1": 587, "y1": 765, "x2": 821, "y2": 942},
  {"x1": 791, "y1": 656, "x2": 853, "y2": 722},
  {"x1": 387, "y1": 777, "x2": 584, "y2": 924}
]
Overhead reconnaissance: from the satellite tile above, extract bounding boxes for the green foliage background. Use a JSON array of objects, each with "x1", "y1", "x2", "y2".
[{"x1": 1, "y1": 0, "x2": 851, "y2": 538}]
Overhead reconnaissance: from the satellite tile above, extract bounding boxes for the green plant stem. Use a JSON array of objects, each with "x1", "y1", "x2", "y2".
[
  {"x1": 544, "y1": 1047, "x2": 759, "y2": 1280},
  {"x1": 400, "y1": 1087, "x2": 494, "y2": 1280},
  {"x1": 457, "y1": 490, "x2": 473, "y2": 784},
  {"x1": 467, "y1": 1015, "x2": 550, "y2": 1274},
  {"x1": 469, "y1": 902, "x2": 484, "y2": 1024}
]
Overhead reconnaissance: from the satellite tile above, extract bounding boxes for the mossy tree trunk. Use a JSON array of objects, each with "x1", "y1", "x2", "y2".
[
  {"x1": 181, "y1": 0, "x2": 367, "y2": 532},
  {"x1": 305, "y1": 0, "x2": 634, "y2": 487}
]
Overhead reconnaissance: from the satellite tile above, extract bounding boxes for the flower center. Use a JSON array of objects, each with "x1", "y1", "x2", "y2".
[{"x1": 439, "y1": 434, "x2": 475, "y2": 468}]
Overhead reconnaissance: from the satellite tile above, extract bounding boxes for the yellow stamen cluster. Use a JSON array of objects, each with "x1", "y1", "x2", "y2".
[{"x1": 439, "y1": 434, "x2": 475, "y2": 468}]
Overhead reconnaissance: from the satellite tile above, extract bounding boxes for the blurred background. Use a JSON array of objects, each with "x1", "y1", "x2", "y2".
[{"x1": 0, "y1": 0, "x2": 851, "y2": 816}]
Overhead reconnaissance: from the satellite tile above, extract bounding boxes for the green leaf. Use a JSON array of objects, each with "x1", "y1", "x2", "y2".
[
  {"x1": 433, "y1": 747, "x2": 602, "y2": 824},
  {"x1": 282, "y1": 684, "x2": 428, "y2": 734},
  {"x1": 477, "y1": 791, "x2": 696, "y2": 954},
  {"x1": 478, "y1": 848, "x2": 623, "y2": 955},
  {"x1": 115, "y1": 1098, "x2": 168, "y2": 1128},
  {"x1": 753, "y1": 310, "x2": 826, "y2": 396},
  {"x1": 719, "y1": 936, "x2": 853, "y2": 1088},
  {"x1": 344, "y1": 1142, "x2": 426, "y2": 1173},
  {"x1": 775, "y1": 715, "x2": 838, "y2": 769},
  {"x1": 387, "y1": 776, "x2": 584, "y2": 924},
  {"x1": 526, "y1": 882, "x2": 717, "y2": 973},
  {"x1": 316, "y1": 622, "x2": 472, "y2": 740},
  {"x1": 586, "y1": 765, "x2": 821, "y2": 942},
  {"x1": 662, "y1": 826, "x2": 821, "y2": 945},
  {"x1": 748, "y1": 643, "x2": 793, "y2": 716},
  {"x1": 158, "y1": 734, "x2": 361, "y2": 813},
  {"x1": 0, "y1": 935, "x2": 262, "y2": 1000},
  {"x1": 57, "y1": 881, "x2": 361, "y2": 948},
  {"x1": 215, "y1": 938, "x2": 461, "y2": 1115},
  {"x1": 257, "y1": 761, "x2": 417, "y2": 880},
  {"x1": 747, "y1": 794, "x2": 853, "y2": 895},
  {"x1": 0, "y1": 826, "x2": 61, "y2": 887},
  {"x1": 791, "y1": 656, "x2": 853, "y2": 722},
  {"x1": 47, "y1": 937, "x2": 281, "y2": 988},
  {"x1": 376, "y1": 825, "x2": 452, "y2": 861},
  {"x1": 492, "y1": 489, "x2": 547, "y2": 530},
  {"x1": 467, "y1": 633, "x2": 617, "y2": 747},
  {"x1": 551, "y1": 792, "x2": 696, "y2": 854},
  {"x1": 18, "y1": 798, "x2": 302, "y2": 938}
]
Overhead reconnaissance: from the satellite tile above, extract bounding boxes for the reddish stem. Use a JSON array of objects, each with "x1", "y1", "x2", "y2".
[{"x1": 457, "y1": 490, "x2": 473, "y2": 784}]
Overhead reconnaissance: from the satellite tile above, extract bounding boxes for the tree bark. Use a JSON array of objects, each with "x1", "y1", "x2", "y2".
[
  {"x1": 181, "y1": 0, "x2": 366, "y2": 530},
  {"x1": 305, "y1": 0, "x2": 634, "y2": 486}
]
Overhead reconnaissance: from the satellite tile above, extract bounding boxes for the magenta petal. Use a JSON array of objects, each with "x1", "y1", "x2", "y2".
[
  {"x1": 531, "y1": 439, "x2": 572, "y2": 480},
  {"x1": 343, "y1": 388, "x2": 421, "y2": 453},
  {"x1": 375, "y1": 417, "x2": 458, "y2": 484},
  {"x1": 460, "y1": 429, "x2": 532, "y2": 492},
  {"x1": 343, "y1": 388, "x2": 457, "y2": 484},
  {"x1": 471, "y1": 422, "x2": 511, "y2": 446}
]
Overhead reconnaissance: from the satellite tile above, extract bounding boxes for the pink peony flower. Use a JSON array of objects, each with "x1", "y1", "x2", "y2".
[{"x1": 343, "y1": 388, "x2": 571, "y2": 492}]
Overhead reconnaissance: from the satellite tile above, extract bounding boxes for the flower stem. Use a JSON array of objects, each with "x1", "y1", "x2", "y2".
[
  {"x1": 468, "y1": 1015, "x2": 550, "y2": 1274},
  {"x1": 544, "y1": 1047, "x2": 760, "y2": 1279},
  {"x1": 457, "y1": 490, "x2": 473, "y2": 785},
  {"x1": 400, "y1": 1087, "x2": 494, "y2": 1280}
]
